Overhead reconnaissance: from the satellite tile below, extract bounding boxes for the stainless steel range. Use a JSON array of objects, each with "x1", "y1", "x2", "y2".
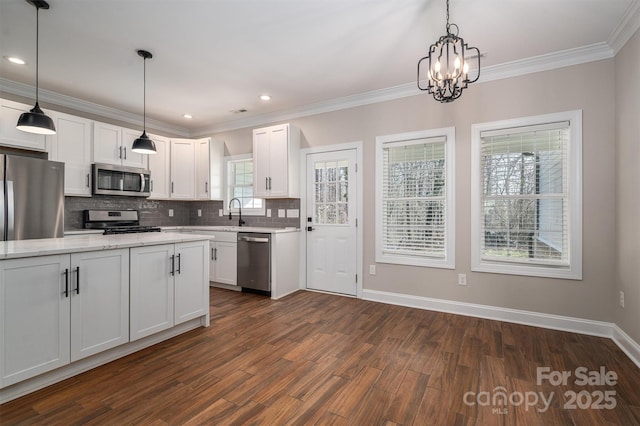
[{"x1": 83, "y1": 209, "x2": 161, "y2": 235}]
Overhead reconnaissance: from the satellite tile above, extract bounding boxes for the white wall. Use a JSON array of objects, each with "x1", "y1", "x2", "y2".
[
  {"x1": 214, "y1": 59, "x2": 617, "y2": 323},
  {"x1": 615, "y1": 29, "x2": 640, "y2": 343}
]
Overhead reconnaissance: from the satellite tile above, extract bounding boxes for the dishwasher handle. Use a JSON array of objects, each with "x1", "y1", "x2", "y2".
[{"x1": 239, "y1": 235, "x2": 269, "y2": 243}]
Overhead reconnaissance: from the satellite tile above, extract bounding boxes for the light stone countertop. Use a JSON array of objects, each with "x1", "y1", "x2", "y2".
[
  {"x1": 0, "y1": 233, "x2": 211, "y2": 260},
  {"x1": 161, "y1": 226, "x2": 300, "y2": 234}
]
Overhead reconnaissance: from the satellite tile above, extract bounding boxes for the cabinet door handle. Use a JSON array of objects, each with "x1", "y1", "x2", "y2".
[
  {"x1": 211, "y1": 247, "x2": 214, "y2": 260},
  {"x1": 268, "y1": 177, "x2": 272, "y2": 190},
  {"x1": 75, "y1": 267, "x2": 80, "y2": 295},
  {"x1": 177, "y1": 253, "x2": 181, "y2": 275},
  {"x1": 150, "y1": 180, "x2": 154, "y2": 192},
  {"x1": 170, "y1": 255, "x2": 175, "y2": 276},
  {"x1": 63, "y1": 268, "x2": 69, "y2": 298},
  {"x1": 124, "y1": 147, "x2": 127, "y2": 160},
  {"x1": 171, "y1": 182, "x2": 174, "y2": 193},
  {"x1": 266, "y1": 177, "x2": 269, "y2": 190},
  {"x1": 119, "y1": 146, "x2": 122, "y2": 159},
  {"x1": 214, "y1": 247, "x2": 217, "y2": 261},
  {"x1": 86, "y1": 174, "x2": 90, "y2": 188},
  {"x1": 205, "y1": 182, "x2": 208, "y2": 193}
]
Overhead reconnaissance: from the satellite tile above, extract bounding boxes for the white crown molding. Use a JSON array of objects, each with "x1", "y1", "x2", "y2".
[
  {"x1": 608, "y1": 0, "x2": 640, "y2": 54},
  {"x1": 0, "y1": 78, "x2": 190, "y2": 137},
  {"x1": 190, "y1": 82, "x2": 421, "y2": 136},
  {"x1": 362, "y1": 289, "x2": 640, "y2": 368},
  {"x1": 478, "y1": 42, "x2": 614, "y2": 83},
  {"x1": 197, "y1": 43, "x2": 616, "y2": 135},
  {"x1": 2, "y1": 18, "x2": 635, "y2": 139}
]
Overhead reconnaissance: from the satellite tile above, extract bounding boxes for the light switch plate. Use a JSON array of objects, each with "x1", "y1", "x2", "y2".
[
  {"x1": 278, "y1": 209, "x2": 285, "y2": 218},
  {"x1": 168, "y1": 209, "x2": 174, "y2": 217},
  {"x1": 219, "y1": 209, "x2": 223, "y2": 216},
  {"x1": 197, "y1": 209, "x2": 202, "y2": 217},
  {"x1": 287, "y1": 209, "x2": 299, "y2": 218}
]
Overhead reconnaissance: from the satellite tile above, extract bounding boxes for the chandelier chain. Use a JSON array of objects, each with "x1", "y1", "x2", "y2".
[
  {"x1": 445, "y1": 0, "x2": 450, "y2": 33},
  {"x1": 35, "y1": 6, "x2": 39, "y2": 103}
]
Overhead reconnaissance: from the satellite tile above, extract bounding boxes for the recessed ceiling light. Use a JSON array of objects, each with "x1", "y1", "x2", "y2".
[
  {"x1": 183, "y1": 114, "x2": 193, "y2": 119},
  {"x1": 5, "y1": 56, "x2": 26, "y2": 65},
  {"x1": 259, "y1": 94, "x2": 271, "y2": 101}
]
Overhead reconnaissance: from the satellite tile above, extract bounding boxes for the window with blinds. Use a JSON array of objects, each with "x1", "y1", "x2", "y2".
[
  {"x1": 471, "y1": 110, "x2": 582, "y2": 279},
  {"x1": 226, "y1": 157, "x2": 264, "y2": 215},
  {"x1": 375, "y1": 128, "x2": 455, "y2": 268}
]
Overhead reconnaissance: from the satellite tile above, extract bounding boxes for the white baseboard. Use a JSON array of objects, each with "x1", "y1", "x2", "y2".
[
  {"x1": 612, "y1": 325, "x2": 640, "y2": 368},
  {"x1": 362, "y1": 289, "x2": 640, "y2": 368}
]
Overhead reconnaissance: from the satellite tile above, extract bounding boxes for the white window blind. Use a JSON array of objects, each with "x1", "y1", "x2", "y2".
[
  {"x1": 226, "y1": 157, "x2": 264, "y2": 214},
  {"x1": 381, "y1": 136, "x2": 447, "y2": 259},
  {"x1": 480, "y1": 122, "x2": 569, "y2": 266}
]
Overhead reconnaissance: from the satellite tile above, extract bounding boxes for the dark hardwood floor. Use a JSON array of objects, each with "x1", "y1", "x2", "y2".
[{"x1": 1, "y1": 288, "x2": 639, "y2": 425}]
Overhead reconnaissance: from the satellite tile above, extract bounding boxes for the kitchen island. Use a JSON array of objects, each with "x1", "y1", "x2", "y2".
[{"x1": 0, "y1": 232, "x2": 211, "y2": 403}]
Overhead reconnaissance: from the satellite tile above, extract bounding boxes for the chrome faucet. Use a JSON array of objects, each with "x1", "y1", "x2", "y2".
[{"x1": 229, "y1": 197, "x2": 245, "y2": 227}]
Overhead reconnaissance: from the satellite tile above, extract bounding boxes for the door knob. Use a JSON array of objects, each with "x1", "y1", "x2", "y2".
[{"x1": 307, "y1": 226, "x2": 314, "y2": 232}]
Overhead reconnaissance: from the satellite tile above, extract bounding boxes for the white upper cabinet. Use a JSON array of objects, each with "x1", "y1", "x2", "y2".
[
  {"x1": 253, "y1": 123, "x2": 300, "y2": 198},
  {"x1": 47, "y1": 111, "x2": 93, "y2": 196},
  {"x1": 121, "y1": 127, "x2": 150, "y2": 169},
  {"x1": 195, "y1": 138, "x2": 225, "y2": 200},
  {"x1": 93, "y1": 121, "x2": 148, "y2": 169},
  {"x1": 148, "y1": 133, "x2": 171, "y2": 199},
  {"x1": 170, "y1": 138, "x2": 196, "y2": 199},
  {"x1": 0, "y1": 99, "x2": 47, "y2": 151}
]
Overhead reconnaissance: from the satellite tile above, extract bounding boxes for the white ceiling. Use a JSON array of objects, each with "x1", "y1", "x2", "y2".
[{"x1": 0, "y1": 0, "x2": 638, "y2": 136}]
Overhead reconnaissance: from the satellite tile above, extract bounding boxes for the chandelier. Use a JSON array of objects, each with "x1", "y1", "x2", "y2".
[{"x1": 417, "y1": 0, "x2": 481, "y2": 103}]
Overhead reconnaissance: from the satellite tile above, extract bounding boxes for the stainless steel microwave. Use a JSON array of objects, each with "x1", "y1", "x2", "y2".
[{"x1": 92, "y1": 163, "x2": 151, "y2": 197}]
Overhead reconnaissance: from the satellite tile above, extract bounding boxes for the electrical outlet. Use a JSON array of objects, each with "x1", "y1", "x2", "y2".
[
  {"x1": 168, "y1": 209, "x2": 174, "y2": 217},
  {"x1": 620, "y1": 291, "x2": 625, "y2": 308},
  {"x1": 267, "y1": 209, "x2": 272, "y2": 218},
  {"x1": 458, "y1": 273, "x2": 467, "y2": 286},
  {"x1": 369, "y1": 265, "x2": 376, "y2": 275},
  {"x1": 278, "y1": 209, "x2": 285, "y2": 218},
  {"x1": 197, "y1": 209, "x2": 202, "y2": 217}
]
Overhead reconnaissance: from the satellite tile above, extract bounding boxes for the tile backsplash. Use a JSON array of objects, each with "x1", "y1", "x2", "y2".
[{"x1": 65, "y1": 196, "x2": 300, "y2": 230}]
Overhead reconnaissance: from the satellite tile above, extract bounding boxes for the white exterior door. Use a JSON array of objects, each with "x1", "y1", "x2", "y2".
[{"x1": 306, "y1": 149, "x2": 358, "y2": 296}]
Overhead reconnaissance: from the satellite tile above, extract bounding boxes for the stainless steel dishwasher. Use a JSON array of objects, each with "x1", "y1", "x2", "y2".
[{"x1": 237, "y1": 232, "x2": 271, "y2": 294}]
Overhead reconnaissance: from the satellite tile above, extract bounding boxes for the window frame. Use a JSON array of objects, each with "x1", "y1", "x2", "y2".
[
  {"x1": 375, "y1": 127, "x2": 455, "y2": 269},
  {"x1": 470, "y1": 110, "x2": 582, "y2": 280},
  {"x1": 224, "y1": 154, "x2": 265, "y2": 216}
]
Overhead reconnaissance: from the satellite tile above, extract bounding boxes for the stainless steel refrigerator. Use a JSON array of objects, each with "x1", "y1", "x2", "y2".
[{"x1": 1, "y1": 155, "x2": 64, "y2": 241}]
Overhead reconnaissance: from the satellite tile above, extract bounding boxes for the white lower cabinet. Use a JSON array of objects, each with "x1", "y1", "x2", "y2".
[
  {"x1": 0, "y1": 249, "x2": 129, "y2": 388},
  {"x1": 210, "y1": 232, "x2": 237, "y2": 285},
  {"x1": 130, "y1": 240, "x2": 208, "y2": 341}
]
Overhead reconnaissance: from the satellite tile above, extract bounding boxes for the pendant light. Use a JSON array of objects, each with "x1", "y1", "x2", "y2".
[
  {"x1": 131, "y1": 49, "x2": 156, "y2": 154},
  {"x1": 16, "y1": 0, "x2": 56, "y2": 135},
  {"x1": 417, "y1": 0, "x2": 481, "y2": 103}
]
